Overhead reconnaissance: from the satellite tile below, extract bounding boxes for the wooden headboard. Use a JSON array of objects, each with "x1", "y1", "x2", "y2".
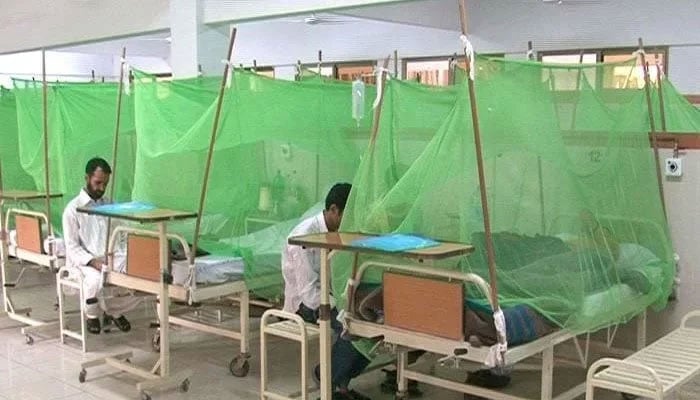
[
  {"x1": 383, "y1": 272, "x2": 464, "y2": 340},
  {"x1": 126, "y1": 234, "x2": 167, "y2": 282},
  {"x1": 15, "y1": 214, "x2": 43, "y2": 254}
]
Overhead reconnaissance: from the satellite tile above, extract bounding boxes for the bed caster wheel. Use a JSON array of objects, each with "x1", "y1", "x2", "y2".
[
  {"x1": 151, "y1": 333, "x2": 160, "y2": 352},
  {"x1": 25, "y1": 335, "x2": 34, "y2": 345},
  {"x1": 621, "y1": 394, "x2": 638, "y2": 400},
  {"x1": 179, "y1": 378, "x2": 190, "y2": 392},
  {"x1": 78, "y1": 369, "x2": 87, "y2": 383},
  {"x1": 229, "y1": 356, "x2": 250, "y2": 377},
  {"x1": 141, "y1": 392, "x2": 152, "y2": 400}
]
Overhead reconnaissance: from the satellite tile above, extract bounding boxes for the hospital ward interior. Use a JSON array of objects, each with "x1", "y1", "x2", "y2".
[{"x1": 2, "y1": 0, "x2": 700, "y2": 399}]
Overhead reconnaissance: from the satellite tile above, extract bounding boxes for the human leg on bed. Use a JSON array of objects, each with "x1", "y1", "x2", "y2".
[{"x1": 463, "y1": 304, "x2": 558, "y2": 392}]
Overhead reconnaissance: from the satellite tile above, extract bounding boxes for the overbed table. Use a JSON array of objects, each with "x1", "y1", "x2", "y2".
[
  {"x1": 76, "y1": 205, "x2": 196, "y2": 399},
  {"x1": 287, "y1": 232, "x2": 474, "y2": 400}
]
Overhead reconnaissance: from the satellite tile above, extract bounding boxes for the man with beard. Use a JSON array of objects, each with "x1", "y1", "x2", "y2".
[{"x1": 63, "y1": 157, "x2": 138, "y2": 334}]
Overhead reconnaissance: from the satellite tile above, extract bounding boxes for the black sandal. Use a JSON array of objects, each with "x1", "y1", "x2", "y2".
[
  {"x1": 87, "y1": 318, "x2": 101, "y2": 334},
  {"x1": 466, "y1": 369, "x2": 511, "y2": 389},
  {"x1": 113, "y1": 315, "x2": 131, "y2": 332}
]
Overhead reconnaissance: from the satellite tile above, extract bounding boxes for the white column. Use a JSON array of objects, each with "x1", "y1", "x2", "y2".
[
  {"x1": 169, "y1": 0, "x2": 201, "y2": 79},
  {"x1": 197, "y1": 25, "x2": 231, "y2": 76}
]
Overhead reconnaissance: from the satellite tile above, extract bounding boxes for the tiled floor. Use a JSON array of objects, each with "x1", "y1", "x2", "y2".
[{"x1": 0, "y1": 264, "x2": 695, "y2": 399}]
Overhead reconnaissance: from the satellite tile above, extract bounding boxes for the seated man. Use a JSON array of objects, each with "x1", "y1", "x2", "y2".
[
  {"x1": 63, "y1": 157, "x2": 140, "y2": 334},
  {"x1": 282, "y1": 182, "x2": 351, "y2": 329},
  {"x1": 282, "y1": 183, "x2": 372, "y2": 400}
]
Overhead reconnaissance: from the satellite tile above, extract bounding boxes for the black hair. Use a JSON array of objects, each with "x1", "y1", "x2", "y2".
[
  {"x1": 85, "y1": 157, "x2": 112, "y2": 175},
  {"x1": 325, "y1": 183, "x2": 352, "y2": 212}
]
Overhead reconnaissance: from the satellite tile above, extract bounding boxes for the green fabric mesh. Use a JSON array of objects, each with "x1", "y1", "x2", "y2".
[
  {"x1": 334, "y1": 56, "x2": 676, "y2": 339},
  {"x1": 5, "y1": 54, "x2": 696, "y2": 328},
  {"x1": 11, "y1": 80, "x2": 136, "y2": 229},
  {"x1": 130, "y1": 70, "x2": 375, "y2": 299},
  {"x1": 0, "y1": 87, "x2": 35, "y2": 190},
  {"x1": 651, "y1": 79, "x2": 700, "y2": 132}
]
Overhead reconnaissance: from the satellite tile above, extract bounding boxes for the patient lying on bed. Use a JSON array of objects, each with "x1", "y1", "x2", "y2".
[
  {"x1": 355, "y1": 210, "x2": 663, "y2": 348},
  {"x1": 355, "y1": 285, "x2": 556, "y2": 347}
]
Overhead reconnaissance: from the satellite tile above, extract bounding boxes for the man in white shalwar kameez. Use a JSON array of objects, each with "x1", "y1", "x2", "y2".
[{"x1": 63, "y1": 158, "x2": 140, "y2": 334}]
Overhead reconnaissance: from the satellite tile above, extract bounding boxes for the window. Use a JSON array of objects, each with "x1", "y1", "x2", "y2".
[
  {"x1": 246, "y1": 67, "x2": 275, "y2": 79},
  {"x1": 602, "y1": 51, "x2": 664, "y2": 89},
  {"x1": 297, "y1": 64, "x2": 334, "y2": 80},
  {"x1": 405, "y1": 59, "x2": 451, "y2": 86},
  {"x1": 540, "y1": 52, "x2": 598, "y2": 91},
  {"x1": 404, "y1": 54, "x2": 505, "y2": 86},
  {"x1": 335, "y1": 62, "x2": 376, "y2": 85},
  {"x1": 538, "y1": 47, "x2": 668, "y2": 89}
]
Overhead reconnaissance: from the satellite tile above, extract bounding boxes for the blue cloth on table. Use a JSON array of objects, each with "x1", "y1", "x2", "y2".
[
  {"x1": 92, "y1": 201, "x2": 156, "y2": 214},
  {"x1": 350, "y1": 234, "x2": 440, "y2": 253}
]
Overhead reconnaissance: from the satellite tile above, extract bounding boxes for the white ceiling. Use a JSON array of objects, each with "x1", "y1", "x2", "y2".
[
  {"x1": 51, "y1": 0, "x2": 462, "y2": 58},
  {"x1": 16, "y1": 0, "x2": 700, "y2": 62},
  {"x1": 0, "y1": 0, "x2": 418, "y2": 55},
  {"x1": 339, "y1": 0, "x2": 461, "y2": 31}
]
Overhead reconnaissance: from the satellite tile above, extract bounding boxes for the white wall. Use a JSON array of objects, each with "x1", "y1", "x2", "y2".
[
  {"x1": 467, "y1": 0, "x2": 700, "y2": 95},
  {"x1": 0, "y1": 51, "x2": 171, "y2": 88},
  {"x1": 203, "y1": 16, "x2": 461, "y2": 76},
  {"x1": 1, "y1": 0, "x2": 698, "y2": 341},
  {"x1": 668, "y1": 46, "x2": 700, "y2": 95},
  {"x1": 0, "y1": 51, "x2": 114, "y2": 88},
  {"x1": 200, "y1": 0, "x2": 700, "y2": 94},
  {"x1": 647, "y1": 150, "x2": 700, "y2": 341}
]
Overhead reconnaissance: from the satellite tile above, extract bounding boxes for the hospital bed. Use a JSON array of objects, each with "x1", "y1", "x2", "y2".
[
  {"x1": 344, "y1": 260, "x2": 593, "y2": 400},
  {"x1": 586, "y1": 310, "x2": 700, "y2": 400},
  {"x1": 0, "y1": 190, "x2": 64, "y2": 344},
  {"x1": 341, "y1": 215, "x2": 668, "y2": 400},
  {"x1": 58, "y1": 224, "x2": 254, "y2": 374},
  {"x1": 290, "y1": 222, "x2": 661, "y2": 400}
]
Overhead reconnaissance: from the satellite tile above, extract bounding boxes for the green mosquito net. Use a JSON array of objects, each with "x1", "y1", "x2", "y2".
[
  {"x1": 334, "y1": 56, "x2": 675, "y2": 336},
  {"x1": 11, "y1": 80, "x2": 136, "y2": 229},
  {"x1": 130, "y1": 70, "x2": 375, "y2": 299},
  {"x1": 0, "y1": 87, "x2": 35, "y2": 190}
]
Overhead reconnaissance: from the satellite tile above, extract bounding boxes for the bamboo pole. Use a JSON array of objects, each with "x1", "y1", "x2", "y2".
[
  {"x1": 347, "y1": 55, "x2": 391, "y2": 317},
  {"x1": 104, "y1": 47, "x2": 128, "y2": 259},
  {"x1": 638, "y1": 38, "x2": 667, "y2": 218},
  {"x1": 41, "y1": 50, "x2": 53, "y2": 238},
  {"x1": 656, "y1": 62, "x2": 668, "y2": 134},
  {"x1": 530, "y1": 41, "x2": 547, "y2": 234},
  {"x1": 190, "y1": 28, "x2": 238, "y2": 265},
  {"x1": 569, "y1": 50, "x2": 585, "y2": 130},
  {"x1": 370, "y1": 57, "x2": 391, "y2": 146},
  {"x1": 315, "y1": 50, "x2": 322, "y2": 201},
  {"x1": 458, "y1": 0, "x2": 499, "y2": 311},
  {"x1": 393, "y1": 50, "x2": 398, "y2": 78}
]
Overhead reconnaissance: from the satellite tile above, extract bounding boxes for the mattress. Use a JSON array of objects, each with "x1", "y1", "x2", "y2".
[
  {"x1": 171, "y1": 255, "x2": 246, "y2": 286},
  {"x1": 8, "y1": 229, "x2": 66, "y2": 257}
]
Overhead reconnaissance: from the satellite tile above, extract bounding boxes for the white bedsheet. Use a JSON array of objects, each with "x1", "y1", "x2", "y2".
[
  {"x1": 171, "y1": 255, "x2": 245, "y2": 286},
  {"x1": 8, "y1": 229, "x2": 66, "y2": 257}
]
